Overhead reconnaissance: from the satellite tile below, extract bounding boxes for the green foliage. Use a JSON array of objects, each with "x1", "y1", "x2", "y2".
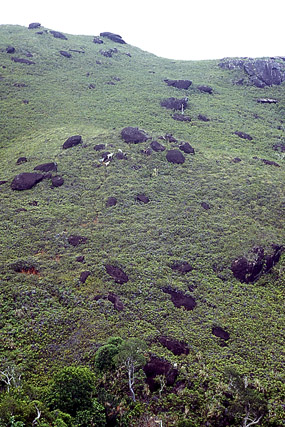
[
  {"x1": 94, "y1": 344, "x2": 120, "y2": 371},
  {"x1": 74, "y1": 400, "x2": 106, "y2": 426},
  {"x1": 0, "y1": 23, "x2": 284, "y2": 426},
  {"x1": 48, "y1": 366, "x2": 96, "y2": 416}
]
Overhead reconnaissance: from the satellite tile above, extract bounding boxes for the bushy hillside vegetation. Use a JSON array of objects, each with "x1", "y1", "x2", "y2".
[{"x1": 0, "y1": 24, "x2": 284, "y2": 426}]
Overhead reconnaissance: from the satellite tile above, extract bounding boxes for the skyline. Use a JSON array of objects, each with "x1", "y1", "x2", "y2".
[{"x1": 1, "y1": 0, "x2": 284, "y2": 61}]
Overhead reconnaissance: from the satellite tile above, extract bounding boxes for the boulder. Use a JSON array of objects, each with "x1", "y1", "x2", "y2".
[
  {"x1": 68, "y1": 235, "x2": 87, "y2": 247},
  {"x1": 164, "y1": 134, "x2": 178, "y2": 143},
  {"x1": 16, "y1": 157, "x2": 27, "y2": 164},
  {"x1": 63, "y1": 135, "x2": 82, "y2": 149},
  {"x1": 170, "y1": 261, "x2": 193, "y2": 274},
  {"x1": 100, "y1": 32, "x2": 126, "y2": 44},
  {"x1": 51, "y1": 176, "x2": 64, "y2": 187},
  {"x1": 143, "y1": 355, "x2": 178, "y2": 392},
  {"x1": 76, "y1": 256, "x2": 85, "y2": 263},
  {"x1": 162, "y1": 288, "x2": 196, "y2": 310},
  {"x1": 201, "y1": 202, "x2": 210, "y2": 210},
  {"x1": 11, "y1": 57, "x2": 35, "y2": 65},
  {"x1": 34, "y1": 162, "x2": 57, "y2": 172},
  {"x1": 179, "y1": 142, "x2": 195, "y2": 154},
  {"x1": 273, "y1": 142, "x2": 285, "y2": 152},
  {"x1": 164, "y1": 79, "x2": 192, "y2": 89},
  {"x1": 232, "y1": 157, "x2": 241, "y2": 163},
  {"x1": 79, "y1": 271, "x2": 91, "y2": 283},
  {"x1": 60, "y1": 51, "x2": 72, "y2": 58},
  {"x1": 105, "y1": 264, "x2": 128, "y2": 284},
  {"x1": 6, "y1": 46, "x2": 15, "y2": 54},
  {"x1": 94, "y1": 144, "x2": 105, "y2": 151},
  {"x1": 198, "y1": 114, "x2": 210, "y2": 121},
  {"x1": 136, "y1": 194, "x2": 149, "y2": 204},
  {"x1": 108, "y1": 293, "x2": 124, "y2": 311},
  {"x1": 28, "y1": 23, "x2": 41, "y2": 29},
  {"x1": 150, "y1": 140, "x2": 165, "y2": 152},
  {"x1": 93, "y1": 37, "x2": 103, "y2": 44},
  {"x1": 166, "y1": 149, "x2": 185, "y2": 164},
  {"x1": 260, "y1": 158, "x2": 280, "y2": 167},
  {"x1": 197, "y1": 85, "x2": 213, "y2": 94},
  {"x1": 115, "y1": 151, "x2": 127, "y2": 160},
  {"x1": 172, "y1": 113, "x2": 191, "y2": 122},
  {"x1": 50, "y1": 30, "x2": 67, "y2": 40},
  {"x1": 0, "y1": 180, "x2": 7, "y2": 185},
  {"x1": 212, "y1": 326, "x2": 230, "y2": 340},
  {"x1": 11, "y1": 172, "x2": 44, "y2": 190},
  {"x1": 158, "y1": 336, "x2": 189, "y2": 355},
  {"x1": 231, "y1": 245, "x2": 283, "y2": 283},
  {"x1": 234, "y1": 131, "x2": 253, "y2": 141},
  {"x1": 121, "y1": 127, "x2": 149, "y2": 143},
  {"x1": 100, "y1": 48, "x2": 117, "y2": 57},
  {"x1": 106, "y1": 197, "x2": 117, "y2": 207},
  {"x1": 160, "y1": 97, "x2": 188, "y2": 110}
]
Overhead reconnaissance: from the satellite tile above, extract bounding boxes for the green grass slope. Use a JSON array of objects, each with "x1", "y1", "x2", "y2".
[{"x1": 0, "y1": 24, "x2": 284, "y2": 426}]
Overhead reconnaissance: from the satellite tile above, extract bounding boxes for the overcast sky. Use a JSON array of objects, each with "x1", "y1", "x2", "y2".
[{"x1": 1, "y1": 0, "x2": 284, "y2": 60}]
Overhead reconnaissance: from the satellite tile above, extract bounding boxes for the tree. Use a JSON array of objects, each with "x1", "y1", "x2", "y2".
[
  {"x1": 48, "y1": 366, "x2": 96, "y2": 416},
  {"x1": 94, "y1": 336, "x2": 123, "y2": 371},
  {"x1": 225, "y1": 368, "x2": 267, "y2": 427},
  {"x1": 114, "y1": 338, "x2": 146, "y2": 402}
]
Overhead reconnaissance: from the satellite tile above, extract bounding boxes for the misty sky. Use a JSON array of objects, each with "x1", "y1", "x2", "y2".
[{"x1": 1, "y1": 0, "x2": 284, "y2": 60}]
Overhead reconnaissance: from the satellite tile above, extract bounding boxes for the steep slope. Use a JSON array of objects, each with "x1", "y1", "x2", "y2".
[{"x1": 0, "y1": 24, "x2": 284, "y2": 426}]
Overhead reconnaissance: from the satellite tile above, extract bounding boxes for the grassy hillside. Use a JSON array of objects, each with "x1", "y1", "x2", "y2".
[{"x1": 0, "y1": 24, "x2": 284, "y2": 426}]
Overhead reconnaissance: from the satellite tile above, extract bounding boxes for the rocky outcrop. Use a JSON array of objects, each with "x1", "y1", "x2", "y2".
[
  {"x1": 68, "y1": 235, "x2": 87, "y2": 247},
  {"x1": 172, "y1": 113, "x2": 191, "y2": 122},
  {"x1": 143, "y1": 355, "x2": 178, "y2": 392},
  {"x1": 93, "y1": 37, "x2": 103, "y2": 44},
  {"x1": 166, "y1": 149, "x2": 185, "y2": 164},
  {"x1": 170, "y1": 261, "x2": 193, "y2": 274},
  {"x1": 11, "y1": 57, "x2": 35, "y2": 65},
  {"x1": 162, "y1": 288, "x2": 196, "y2": 310},
  {"x1": 105, "y1": 264, "x2": 128, "y2": 284},
  {"x1": 158, "y1": 336, "x2": 189, "y2": 356},
  {"x1": 106, "y1": 197, "x2": 117, "y2": 207},
  {"x1": 160, "y1": 97, "x2": 188, "y2": 111},
  {"x1": 150, "y1": 140, "x2": 165, "y2": 152},
  {"x1": 6, "y1": 46, "x2": 15, "y2": 54},
  {"x1": 231, "y1": 245, "x2": 284, "y2": 283},
  {"x1": 50, "y1": 30, "x2": 67, "y2": 40},
  {"x1": 121, "y1": 127, "x2": 149, "y2": 143},
  {"x1": 79, "y1": 271, "x2": 91, "y2": 284},
  {"x1": 100, "y1": 32, "x2": 126, "y2": 44},
  {"x1": 164, "y1": 79, "x2": 192, "y2": 89},
  {"x1": 212, "y1": 326, "x2": 230, "y2": 340},
  {"x1": 28, "y1": 23, "x2": 41, "y2": 29},
  {"x1": 63, "y1": 135, "x2": 82, "y2": 149},
  {"x1": 197, "y1": 85, "x2": 213, "y2": 94},
  {"x1": 179, "y1": 142, "x2": 195, "y2": 154},
  {"x1": 108, "y1": 293, "x2": 124, "y2": 311},
  {"x1": 51, "y1": 176, "x2": 64, "y2": 187},
  {"x1": 11, "y1": 172, "x2": 44, "y2": 190},
  {"x1": 219, "y1": 57, "x2": 285, "y2": 87},
  {"x1": 34, "y1": 162, "x2": 57, "y2": 172},
  {"x1": 234, "y1": 131, "x2": 253, "y2": 141},
  {"x1": 100, "y1": 48, "x2": 118, "y2": 58},
  {"x1": 136, "y1": 194, "x2": 149, "y2": 204},
  {"x1": 60, "y1": 51, "x2": 72, "y2": 58}
]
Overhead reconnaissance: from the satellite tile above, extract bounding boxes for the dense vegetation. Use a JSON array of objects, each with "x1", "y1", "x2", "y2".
[{"x1": 0, "y1": 24, "x2": 284, "y2": 426}]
